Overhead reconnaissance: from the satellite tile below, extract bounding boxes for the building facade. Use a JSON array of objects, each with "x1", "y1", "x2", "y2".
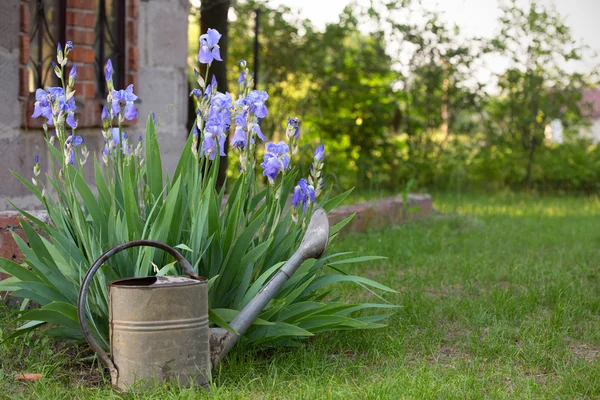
[{"x1": 0, "y1": 0, "x2": 190, "y2": 210}]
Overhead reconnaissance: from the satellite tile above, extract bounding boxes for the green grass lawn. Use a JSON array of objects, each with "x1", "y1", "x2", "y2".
[{"x1": 2, "y1": 192, "x2": 600, "y2": 399}]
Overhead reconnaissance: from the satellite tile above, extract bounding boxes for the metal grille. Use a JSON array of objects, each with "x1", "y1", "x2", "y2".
[
  {"x1": 28, "y1": 0, "x2": 66, "y2": 92},
  {"x1": 95, "y1": 0, "x2": 126, "y2": 95}
]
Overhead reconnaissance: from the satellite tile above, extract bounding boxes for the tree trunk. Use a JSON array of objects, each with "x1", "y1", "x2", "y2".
[
  {"x1": 200, "y1": 0, "x2": 230, "y2": 188},
  {"x1": 524, "y1": 135, "x2": 536, "y2": 187}
]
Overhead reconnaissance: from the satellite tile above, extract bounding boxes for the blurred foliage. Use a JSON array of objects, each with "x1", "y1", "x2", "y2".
[{"x1": 189, "y1": 0, "x2": 599, "y2": 193}]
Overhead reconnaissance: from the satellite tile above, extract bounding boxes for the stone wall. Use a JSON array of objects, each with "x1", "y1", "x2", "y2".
[{"x1": 0, "y1": 0, "x2": 189, "y2": 211}]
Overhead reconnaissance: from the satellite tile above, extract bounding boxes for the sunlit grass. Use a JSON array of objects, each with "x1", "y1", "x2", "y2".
[{"x1": 2, "y1": 192, "x2": 600, "y2": 398}]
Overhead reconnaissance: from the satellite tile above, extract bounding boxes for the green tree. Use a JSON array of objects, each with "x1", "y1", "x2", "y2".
[{"x1": 488, "y1": 0, "x2": 594, "y2": 186}]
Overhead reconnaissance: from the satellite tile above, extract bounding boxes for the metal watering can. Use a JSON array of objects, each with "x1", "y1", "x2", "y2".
[{"x1": 77, "y1": 208, "x2": 329, "y2": 391}]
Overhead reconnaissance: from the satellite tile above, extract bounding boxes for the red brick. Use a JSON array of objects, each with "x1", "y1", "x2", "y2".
[
  {"x1": 76, "y1": 64, "x2": 95, "y2": 81},
  {"x1": 19, "y1": 68, "x2": 29, "y2": 97},
  {"x1": 84, "y1": 100, "x2": 101, "y2": 126},
  {"x1": 128, "y1": 46, "x2": 139, "y2": 71},
  {"x1": 0, "y1": 216, "x2": 22, "y2": 229},
  {"x1": 127, "y1": 20, "x2": 138, "y2": 45},
  {"x1": 84, "y1": 82, "x2": 96, "y2": 99},
  {"x1": 71, "y1": 0, "x2": 96, "y2": 10},
  {"x1": 70, "y1": 47, "x2": 85, "y2": 62},
  {"x1": 126, "y1": 73, "x2": 138, "y2": 90},
  {"x1": 82, "y1": 12, "x2": 96, "y2": 28},
  {"x1": 22, "y1": 100, "x2": 44, "y2": 128},
  {"x1": 0, "y1": 230, "x2": 26, "y2": 263},
  {"x1": 84, "y1": 30, "x2": 96, "y2": 46},
  {"x1": 67, "y1": 27, "x2": 96, "y2": 46},
  {"x1": 73, "y1": 82, "x2": 84, "y2": 97},
  {"x1": 84, "y1": 47, "x2": 95, "y2": 63},
  {"x1": 66, "y1": 10, "x2": 77, "y2": 25},
  {"x1": 19, "y1": 36, "x2": 29, "y2": 65},
  {"x1": 129, "y1": 0, "x2": 139, "y2": 19},
  {"x1": 20, "y1": 4, "x2": 30, "y2": 33},
  {"x1": 67, "y1": 10, "x2": 95, "y2": 28},
  {"x1": 70, "y1": 47, "x2": 95, "y2": 63}
]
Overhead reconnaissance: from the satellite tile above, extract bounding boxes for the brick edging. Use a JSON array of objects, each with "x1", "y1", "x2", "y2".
[
  {"x1": 0, "y1": 194, "x2": 434, "y2": 281},
  {"x1": 327, "y1": 194, "x2": 433, "y2": 234},
  {"x1": 0, "y1": 211, "x2": 50, "y2": 281}
]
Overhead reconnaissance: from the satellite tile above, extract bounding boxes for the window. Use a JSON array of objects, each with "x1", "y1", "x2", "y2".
[
  {"x1": 28, "y1": 0, "x2": 66, "y2": 93},
  {"x1": 21, "y1": 0, "x2": 137, "y2": 128},
  {"x1": 95, "y1": 0, "x2": 126, "y2": 96}
]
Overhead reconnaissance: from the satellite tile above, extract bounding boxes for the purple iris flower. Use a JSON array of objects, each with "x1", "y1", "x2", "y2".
[
  {"x1": 69, "y1": 64, "x2": 77, "y2": 80},
  {"x1": 151, "y1": 112, "x2": 157, "y2": 125},
  {"x1": 190, "y1": 89, "x2": 202, "y2": 99},
  {"x1": 63, "y1": 97, "x2": 78, "y2": 129},
  {"x1": 65, "y1": 134, "x2": 84, "y2": 147},
  {"x1": 202, "y1": 129, "x2": 226, "y2": 160},
  {"x1": 253, "y1": 123, "x2": 266, "y2": 141},
  {"x1": 65, "y1": 134, "x2": 84, "y2": 164},
  {"x1": 65, "y1": 41, "x2": 73, "y2": 54},
  {"x1": 46, "y1": 87, "x2": 78, "y2": 128},
  {"x1": 111, "y1": 84, "x2": 138, "y2": 120},
  {"x1": 101, "y1": 106, "x2": 110, "y2": 122},
  {"x1": 192, "y1": 123, "x2": 199, "y2": 137},
  {"x1": 238, "y1": 71, "x2": 245, "y2": 84},
  {"x1": 198, "y1": 28, "x2": 223, "y2": 64},
  {"x1": 287, "y1": 117, "x2": 300, "y2": 139},
  {"x1": 292, "y1": 178, "x2": 316, "y2": 211},
  {"x1": 32, "y1": 89, "x2": 53, "y2": 122},
  {"x1": 266, "y1": 141, "x2": 289, "y2": 156},
  {"x1": 106, "y1": 128, "x2": 131, "y2": 155},
  {"x1": 246, "y1": 90, "x2": 269, "y2": 118},
  {"x1": 201, "y1": 91, "x2": 232, "y2": 160},
  {"x1": 211, "y1": 92, "x2": 233, "y2": 110},
  {"x1": 34, "y1": 156, "x2": 40, "y2": 165},
  {"x1": 105, "y1": 59, "x2": 113, "y2": 82},
  {"x1": 205, "y1": 75, "x2": 218, "y2": 98},
  {"x1": 32, "y1": 87, "x2": 77, "y2": 128},
  {"x1": 232, "y1": 126, "x2": 252, "y2": 150},
  {"x1": 57, "y1": 43, "x2": 62, "y2": 55},
  {"x1": 260, "y1": 141, "x2": 290, "y2": 180},
  {"x1": 314, "y1": 144, "x2": 325, "y2": 162}
]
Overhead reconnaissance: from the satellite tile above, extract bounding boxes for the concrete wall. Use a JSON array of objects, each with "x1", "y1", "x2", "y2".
[{"x1": 0, "y1": 0, "x2": 189, "y2": 211}]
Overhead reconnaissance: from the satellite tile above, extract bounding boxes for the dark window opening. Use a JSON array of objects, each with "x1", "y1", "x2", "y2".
[
  {"x1": 28, "y1": 0, "x2": 66, "y2": 93},
  {"x1": 95, "y1": 0, "x2": 126, "y2": 96}
]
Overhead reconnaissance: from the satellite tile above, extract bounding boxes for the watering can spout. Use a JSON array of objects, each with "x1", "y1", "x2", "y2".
[{"x1": 210, "y1": 207, "x2": 329, "y2": 368}]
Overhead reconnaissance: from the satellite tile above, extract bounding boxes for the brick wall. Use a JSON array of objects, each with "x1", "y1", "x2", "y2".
[
  {"x1": 19, "y1": 0, "x2": 140, "y2": 129},
  {"x1": 1, "y1": 0, "x2": 189, "y2": 217}
]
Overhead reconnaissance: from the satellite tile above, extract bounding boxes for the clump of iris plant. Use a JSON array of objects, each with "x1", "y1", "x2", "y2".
[
  {"x1": 12, "y1": 27, "x2": 394, "y2": 353},
  {"x1": 30, "y1": 41, "x2": 87, "y2": 175}
]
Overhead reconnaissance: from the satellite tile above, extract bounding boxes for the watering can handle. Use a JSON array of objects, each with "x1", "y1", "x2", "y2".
[{"x1": 77, "y1": 240, "x2": 199, "y2": 379}]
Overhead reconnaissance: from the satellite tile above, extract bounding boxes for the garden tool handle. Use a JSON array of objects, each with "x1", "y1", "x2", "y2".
[{"x1": 77, "y1": 240, "x2": 199, "y2": 379}]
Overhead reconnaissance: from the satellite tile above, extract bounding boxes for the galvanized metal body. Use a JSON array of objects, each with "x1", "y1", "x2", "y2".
[{"x1": 109, "y1": 276, "x2": 210, "y2": 390}]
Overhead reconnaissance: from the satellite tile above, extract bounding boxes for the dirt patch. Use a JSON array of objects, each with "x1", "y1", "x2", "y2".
[
  {"x1": 569, "y1": 344, "x2": 600, "y2": 362},
  {"x1": 423, "y1": 283, "x2": 466, "y2": 298}
]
